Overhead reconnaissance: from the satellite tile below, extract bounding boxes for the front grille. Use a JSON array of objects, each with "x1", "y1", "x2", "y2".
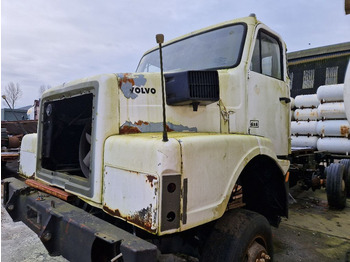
[
  {"x1": 188, "y1": 71, "x2": 219, "y2": 99},
  {"x1": 165, "y1": 70, "x2": 220, "y2": 107}
]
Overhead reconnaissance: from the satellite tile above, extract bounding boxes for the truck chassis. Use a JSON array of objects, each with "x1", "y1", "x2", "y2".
[{"x1": 289, "y1": 148, "x2": 350, "y2": 209}]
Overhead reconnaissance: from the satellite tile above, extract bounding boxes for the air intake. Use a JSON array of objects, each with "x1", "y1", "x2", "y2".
[{"x1": 165, "y1": 71, "x2": 219, "y2": 111}]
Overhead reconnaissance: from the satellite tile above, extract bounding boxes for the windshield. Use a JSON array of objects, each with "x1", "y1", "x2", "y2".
[{"x1": 136, "y1": 24, "x2": 246, "y2": 73}]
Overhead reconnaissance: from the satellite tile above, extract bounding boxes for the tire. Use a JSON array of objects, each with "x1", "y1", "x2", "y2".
[
  {"x1": 326, "y1": 163, "x2": 346, "y2": 209},
  {"x1": 200, "y1": 209, "x2": 272, "y2": 262},
  {"x1": 339, "y1": 159, "x2": 350, "y2": 198}
]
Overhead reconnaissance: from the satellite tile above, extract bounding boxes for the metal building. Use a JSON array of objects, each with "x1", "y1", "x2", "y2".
[
  {"x1": 287, "y1": 42, "x2": 350, "y2": 97},
  {"x1": 1, "y1": 107, "x2": 31, "y2": 121}
]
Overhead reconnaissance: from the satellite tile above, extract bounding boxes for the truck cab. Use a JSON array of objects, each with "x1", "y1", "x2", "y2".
[{"x1": 6, "y1": 15, "x2": 290, "y2": 261}]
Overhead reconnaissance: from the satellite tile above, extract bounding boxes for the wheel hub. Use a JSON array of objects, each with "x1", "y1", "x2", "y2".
[{"x1": 247, "y1": 242, "x2": 271, "y2": 262}]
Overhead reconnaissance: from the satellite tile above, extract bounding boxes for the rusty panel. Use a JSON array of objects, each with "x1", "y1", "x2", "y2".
[
  {"x1": 119, "y1": 120, "x2": 197, "y2": 134},
  {"x1": 103, "y1": 166, "x2": 159, "y2": 233}
]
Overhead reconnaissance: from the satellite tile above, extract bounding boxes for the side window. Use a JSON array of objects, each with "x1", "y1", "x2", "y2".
[
  {"x1": 302, "y1": 69, "x2": 315, "y2": 89},
  {"x1": 251, "y1": 31, "x2": 283, "y2": 80},
  {"x1": 325, "y1": 66, "x2": 338, "y2": 85}
]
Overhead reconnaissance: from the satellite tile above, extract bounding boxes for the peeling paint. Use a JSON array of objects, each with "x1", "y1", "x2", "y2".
[
  {"x1": 103, "y1": 166, "x2": 159, "y2": 233},
  {"x1": 146, "y1": 175, "x2": 156, "y2": 187},
  {"x1": 103, "y1": 205, "x2": 121, "y2": 217},
  {"x1": 127, "y1": 205, "x2": 154, "y2": 232},
  {"x1": 120, "y1": 121, "x2": 197, "y2": 134},
  {"x1": 119, "y1": 125, "x2": 141, "y2": 134},
  {"x1": 135, "y1": 120, "x2": 149, "y2": 126},
  {"x1": 103, "y1": 204, "x2": 155, "y2": 233},
  {"x1": 118, "y1": 73, "x2": 147, "y2": 99}
]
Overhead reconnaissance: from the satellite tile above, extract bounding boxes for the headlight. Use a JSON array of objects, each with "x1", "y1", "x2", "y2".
[{"x1": 46, "y1": 104, "x2": 52, "y2": 117}]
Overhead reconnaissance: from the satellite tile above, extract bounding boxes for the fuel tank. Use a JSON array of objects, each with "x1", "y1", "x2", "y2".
[
  {"x1": 316, "y1": 120, "x2": 350, "y2": 137},
  {"x1": 317, "y1": 102, "x2": 346, "y2": 120},
  {"x1": 291, "y1": 121, "x2": 318, "y2": 136},
  {"x1": 294, "y1": 94, "x2": 319, "y2": 109},
  {"x1": 317, "y1": 84, "x2": 344, "y2": 102},
  {"x1": 291, "y1": 135, "x2": 318, "y2": 149},
  {"x1": 317, "y1": 137, "x2": 350, "y2": 154},
  {"x1": 294, "y1": 109, "x2": 319, "y2": 121}
]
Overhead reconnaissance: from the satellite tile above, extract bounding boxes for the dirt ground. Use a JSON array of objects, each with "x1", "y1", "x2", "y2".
[
  {"x1": 1, "y1": 161, "x2": 350, "y2": 262},
  {"x1": 273, "y1": 187, "x2": 350, "y2": 262}
]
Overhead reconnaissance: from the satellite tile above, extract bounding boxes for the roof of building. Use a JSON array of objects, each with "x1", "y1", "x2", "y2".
[{"x1": 287, "y1": 42, "x2": 350, "y2": 65}]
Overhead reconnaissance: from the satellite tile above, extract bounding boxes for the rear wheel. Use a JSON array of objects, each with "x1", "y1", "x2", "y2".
[
  {"x1": 339, "y1": 159, "x2": 350, "y2": 197},
  {"x1": 326, "y1": 163, "x2": 347, "y2": 209},
  {"x1": 200, "y1": 209, "x2": 272, "y2": 262}
]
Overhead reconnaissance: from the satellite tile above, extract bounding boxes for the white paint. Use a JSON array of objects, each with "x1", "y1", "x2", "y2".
[
  {"x1": 294, "y1": 94, "x2": 320, "y2": 109},
  {"x1": 36, "y1": 74, "x2": 120, "y2": 203},
  {"x1": 316, "y1": 120, "x2": 350, "y2": 137},
  {"x1": 19, "y1": 134, "x2": 37, "y2": 177},
  {"x1": 246, "y1": 22, "x2": 290, "y2": 156},
  {"x1": 291, "y1": 121, "x2": 318, "y2": 135},
  {"x1": 317, "y1": 84, "x2": 344, "y2": 102},
  {"x1": 103, "y1": 167, "x2": 159, "y2": 232},
  {"x1": 317, "y1": 137, "x2": 350, "y2": 154},
  {"x1": 344, "y1": 62, "x2": 350, "y2": 122},
  {"x1": 318, "y1": 102, "x2": 346, "y2": 120},
  {"x1": 294, "y1": 108, "x2": 319, "y2": 121},
  {"x1": 291, "y1": 135, "x2": 318, "y2": 149}
]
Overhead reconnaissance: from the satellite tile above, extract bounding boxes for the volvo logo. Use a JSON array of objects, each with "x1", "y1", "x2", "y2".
[{"x1": 131, "y1": 87, "x2": 156, "y2": 95}]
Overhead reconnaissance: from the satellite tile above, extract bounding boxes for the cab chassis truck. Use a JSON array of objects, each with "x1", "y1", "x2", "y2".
[
  {"x1": 3, "y1": 15, "x2": 293, "y2": 261},
  {"x1": 289, "y1": 65, "x2": 350, "y2": 210}
]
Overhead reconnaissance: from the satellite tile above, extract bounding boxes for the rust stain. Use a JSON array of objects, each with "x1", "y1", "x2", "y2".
[
  {"x1": 146, "y1": 175, "x2": 156, "y2": 188},
  {"x1": 119, "y1": 125, "x2": 141, "y2": 135},
  {"x1": 166, "y1": 125, "x2": 174, "y2": 132},
  {"x1": 26, "y1": 219, "x2": 42, "y2": 231},
  {"x1": 126, "y1": 206, "x2": 153, "y2": 232},
  {"x1": 340, "y1": 125, "x2": 349, "y2": 136},
  {"x1": 118, "y1": 73, "x2": 135, "y2": 88},
  {"x1": 80, "y1": 224, "x2": 90, "y2": 230},
  {"x1": 103, "y1": 205, "x2": 155, "y2": 233},
  {"x1": 134, "y1": 120, "x2": 149, "y2": 126},
  {"x1": 103, "y1": 205, "x2": 121, "y2": 217},
  {"x1": 65, "y1": 218, "x2": 72, "y2": 234}
]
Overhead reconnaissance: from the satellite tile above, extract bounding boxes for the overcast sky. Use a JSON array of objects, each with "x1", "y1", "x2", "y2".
[{"x1": 2, "y1": 0, "x2": 350, "y2": 108}]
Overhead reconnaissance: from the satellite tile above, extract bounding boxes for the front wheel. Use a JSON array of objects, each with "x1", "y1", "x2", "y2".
[{"x1": 200, "y1": 209, "x2": 272, "y2": 262}]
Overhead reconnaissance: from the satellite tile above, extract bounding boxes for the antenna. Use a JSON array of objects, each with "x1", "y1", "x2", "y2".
[{"x1": 156, "y1": 34, "x2": 168, "y2": 142}]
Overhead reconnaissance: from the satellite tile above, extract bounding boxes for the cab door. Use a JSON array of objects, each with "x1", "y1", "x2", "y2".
[{"x1": 247, "y1": 28, "x2": 290, "y2": 156}]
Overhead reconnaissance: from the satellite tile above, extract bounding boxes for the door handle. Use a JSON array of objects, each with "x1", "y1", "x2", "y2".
[{"x1": 279, "y1": 97, "x2": 291, "y2": 103}]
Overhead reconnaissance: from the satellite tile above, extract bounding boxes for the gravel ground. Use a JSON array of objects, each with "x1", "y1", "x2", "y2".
[
  {"x1": 1, "y1": 205, "x2": 67, "y2": 262},
  {"x1": 1, "y1": 161, "x2": 66, "y2": 262}
]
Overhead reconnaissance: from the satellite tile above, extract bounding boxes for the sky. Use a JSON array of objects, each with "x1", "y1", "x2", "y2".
[{"x1": 1, "y1": 0, "x2": 350, "y2": 108}]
